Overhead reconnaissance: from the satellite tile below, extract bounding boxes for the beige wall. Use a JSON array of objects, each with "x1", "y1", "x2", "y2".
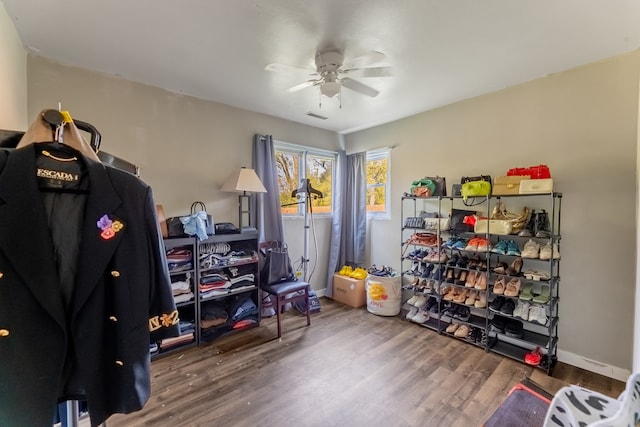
[
  {"x1": 26, "y1": 55, "x2": 340, "y2": 292},
  {"x1": 0, "y1": 2, "x2": 27, "y2": 130},
  {"x1": 347, "y1": 51, "x2": 640, "y2": 377}
]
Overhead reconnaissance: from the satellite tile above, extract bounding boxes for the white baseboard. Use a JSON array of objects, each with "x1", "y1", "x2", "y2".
[
  {"x1": 314, "y1": 288, "x2": 327, "y2": 298},
  {"x1": 557, "y1": 349, "x2": 631, "y2": 382}
]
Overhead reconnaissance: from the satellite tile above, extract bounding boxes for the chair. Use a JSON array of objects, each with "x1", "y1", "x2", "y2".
[
  {"x1": 259, "y1": 241, "x2": 311, "y2": 338},
  {"x1": 543, "y1": 371, "x2": 640, "y2": 427}
]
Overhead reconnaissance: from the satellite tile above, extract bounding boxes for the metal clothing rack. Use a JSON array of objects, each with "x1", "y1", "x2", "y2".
[{"x1": 291, "y1": 179, "x2": 323, "y2": 281}]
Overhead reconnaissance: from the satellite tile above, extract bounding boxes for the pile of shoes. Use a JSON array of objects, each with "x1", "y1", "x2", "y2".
[{"x1": 338, "y1": 265, "x2": 368, "y2": 280}]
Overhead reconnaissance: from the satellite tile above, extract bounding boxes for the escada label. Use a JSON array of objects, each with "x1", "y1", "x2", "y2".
[{"x1": 36, "y1": 168, "x2": 79, "y2": 182}]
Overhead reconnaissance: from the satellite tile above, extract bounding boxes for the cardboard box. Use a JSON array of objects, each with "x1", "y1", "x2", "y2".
[
  {"x1": 332, "y1": 274, "x2": 366, "y2": 308},
  {"x1": 493, "y1": 176, "x2": 530, "y2": 195},
  {"x1": 519, "y1": 178, "x2": 553, "y2": 194}
]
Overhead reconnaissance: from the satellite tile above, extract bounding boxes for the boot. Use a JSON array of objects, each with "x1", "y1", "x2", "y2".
[
  {"x1": 535, "y1": 209, "x2": 551, "y2": 238},
  {"x1": 518, "y1": 209, "x2": 536, "y2": 237}
]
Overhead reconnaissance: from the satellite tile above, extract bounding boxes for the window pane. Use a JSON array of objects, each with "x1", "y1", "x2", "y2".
[
  {"x1": 366, "y1": 157, "x2": 387, "y2": 212},
  {"x1": 275, "y1": 150, "x2": 299, "y2": 214},
  {"x1": 306, "y1": 155, "x2": 333, "y2": 213}
]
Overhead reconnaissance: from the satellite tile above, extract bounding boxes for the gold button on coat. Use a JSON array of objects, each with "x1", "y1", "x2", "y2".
[
  {"x1": 109, "y1": 316, "x2": 118, "y2": 322},
  {"x1": 0, "y1": 329, "x2": 9, "y2": 337},
  {"x1": 111, "y1": 270, "x2": 120, "y2": 277},
  {"x1": 115, "y1": 360, "x2": 124, "y2": 366},
  {"x1": 0, "y1": 272, "x2": 4, "y2": 279}
]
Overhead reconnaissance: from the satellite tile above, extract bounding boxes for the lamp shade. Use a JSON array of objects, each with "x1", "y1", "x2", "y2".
[{"x1": 220, "y1": 167, "x2": 267, "y2": 193}]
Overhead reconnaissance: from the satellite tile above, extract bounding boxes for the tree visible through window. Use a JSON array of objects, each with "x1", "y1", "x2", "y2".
[
  {"x1": 275, "y1": 144, "x2": 335, "y2": 216},
  {"x1": 366, "y1": 148, "x2": 390, "y2": 217}
]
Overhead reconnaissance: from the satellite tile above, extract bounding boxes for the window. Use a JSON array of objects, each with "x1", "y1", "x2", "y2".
[
  {"x1": 274, "y1": 142, "x2": 335, "y2": 216},
  {"x1": 366, "y1": 148, "x2": 391, "y2": 218}
]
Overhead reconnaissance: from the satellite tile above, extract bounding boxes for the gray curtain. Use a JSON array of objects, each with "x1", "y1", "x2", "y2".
[
  {"x1": 252, "y1": 134, "x2": 285, "y2": 243},
  {"x1": 325, "y1": 150, "x2": 367, "y2": 297}
]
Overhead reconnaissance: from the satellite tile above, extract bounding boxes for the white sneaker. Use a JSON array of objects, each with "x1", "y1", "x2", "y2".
[
  {"x1": 521, "y1": 239, "x2": 540, "y2": 259},
  {"x1": 412, "y1": 310, "x2": 429, "y2": 324},
  {"x1": 513, "y1": 300, "x2": 530, "y2": 321},
  {"x1": 539, "y1": 242, "x2": 560, "y2": 260},
  {"x1": 414, "y1": 295, "x2": 427, "y2": 308},
  {"x1": 528, "y1": 304, "x2": 548, "y2": 325},
  {"x1": 407, "y1": 295, "x2": 419, "y2": 306},
  {"x1": 406, "y1": 307, "x2": 418, "y2": 320}
]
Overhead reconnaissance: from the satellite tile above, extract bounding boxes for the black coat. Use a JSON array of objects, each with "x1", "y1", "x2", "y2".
[{"x1": 0, "y1": 145, "x2": 179, "y2": 426}]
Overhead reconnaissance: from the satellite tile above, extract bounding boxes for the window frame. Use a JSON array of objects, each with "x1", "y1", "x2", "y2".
[
  {"x1": 366, "y1": 147, "x2": 391, "y2": 220},
  {"x1": 274, "y1": 141, "x2": 337, "y2": 218}
]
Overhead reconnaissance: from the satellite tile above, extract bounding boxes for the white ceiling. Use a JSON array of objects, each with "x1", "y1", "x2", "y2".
[{"x1": 3, "y1": 0, "x2": 640, "y2": 134}]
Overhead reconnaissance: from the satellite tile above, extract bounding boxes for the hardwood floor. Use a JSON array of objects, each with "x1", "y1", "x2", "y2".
[{"x1": 104, "y1": 298, "x2": 625, "y2": 427}]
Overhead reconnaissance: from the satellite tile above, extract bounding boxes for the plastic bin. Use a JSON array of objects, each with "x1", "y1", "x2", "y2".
[{"x1": 366, "y1": 275, "x2": 402, "y2": 316}]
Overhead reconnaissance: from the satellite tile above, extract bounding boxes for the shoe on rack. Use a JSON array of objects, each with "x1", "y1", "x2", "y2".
[
  {"x1": 532, "y1": 284, "x2": 551, "y2": 304},
  {"x1": 414, "y1": 295, "x2": 427, "y2": 308},
  {"x1": 476, "y1": 238, "x2": 492, "y2": 253},
  {"x1": 474, "y1": 272, "x2": 487, "y2": 290},
  {"x1": 492, "y1": 262, "x2": 509, "y2": 275},
  {"x1": 465, "y1": 289, "x2": 478, "y2": 306},
  {"x1": 518, "y1": 209, "x2": 536, "y2": 237},
  {"x1": 513, "y1": 300, "x2": 531, "y2": 321},
  {"x1": 452, "y1": 238, "x2": 469, "y2": 250},
  {"x1": 505, "y1": 240, "x2": 521, "y2": 256},
  {"x1": 405, "y1": 307, "x2": 418, "y2": 320},
  {"x1": 465, "y1": 238, "x2": 480, "y2": 252},
  {"x1": 521, "y1": 239, "x2": 540, "y2": 259},
  {"x1": 528, "y1": 304, "x2": 548, "y2": 325},
  {"x1": 412, "y1": 310, "x2": 430, "y2": 324},
  {"x1": 539, "y1": 242, "x2": 561, "y2": 260},
  {"x1": 499, "y1": 298, "x2": 516, "y2": 316},
  {"x1": 456, "y1": 270, "x2": 469, "y2": 286},
  {"x1": 407, "y1": 295, "x2": 419, "y2": 306},
  {"x1": 535, "y1": 210, "x2": 551, "y2": 238},
  {"x1": 519, "y1": 282, "x2": 534, "y2": 301},
  {"x1": 523, "y1": 269, "x2": 551, "y2": 281},
  {"x1": 453, "y1": 289, "x2": 468, "y2": 304},
  {"x1": 453, "y1": 306, "x2": 471, "y2": 322},
  {"x1": 504, "y1": 278, "x2": 521, "y2": 297},
  {"x1": 475, "y1": 291, "x2": 487, "y2": 308},
  {"x1": 493, "y1": 276, "x2": 506, "y2": 295},
  {"x1": 491, "y1": 240, "x2": 508, "y2": 255},
  {"x1": 454, "y1": 324, "x2": 471, "y2": 338},
  {"x1": 465, "y1": 270, "x2": 478, "y2": 288},
  {"x1": 446, "y1": 323, "x2": 460, "y2": 334},
  {"x1": 506, "y1": 257, "x2": 524, "y2": 276},
  {"x1": 504, "y1": 319, "x2": 523, "y2": 338},
  {"x1": 489, "y1": 296, "x2": 506, "y2": 313}
]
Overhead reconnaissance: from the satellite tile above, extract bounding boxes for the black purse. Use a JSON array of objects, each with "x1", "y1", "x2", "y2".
[{"x1": 261, "y1": 241, "x2": 296, "y2": 286}]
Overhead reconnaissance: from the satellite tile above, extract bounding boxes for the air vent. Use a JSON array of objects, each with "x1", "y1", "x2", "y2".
[{"x1": 306, "y1": 112, "x2": 328, "y2": 120}]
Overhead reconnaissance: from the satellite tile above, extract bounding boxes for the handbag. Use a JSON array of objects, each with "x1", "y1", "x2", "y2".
[
  {"x1": 425, "y1": 176, "x2": 447, "y2": 196},
  {"x1": 491, "y1": 201, "x2": 531, "y2": 234},
  {"x1": 261, "y1": 241, "x2": 296, "y2": 286},
  {"x1": 191, "y1": 201, "x2": 215, "y2": 236},
  {"x1": 410, "y1": 177, "x2": 436, "y2": 197},
  {"x1": 461, "y1": 175, "x2": 492, "y2": 201},
  {"x1": 450, "y1": 208, "x2": 476, "y2": 233},
  {"x1": 166, "y1": 217, "x2": 186, "y2": 237}
]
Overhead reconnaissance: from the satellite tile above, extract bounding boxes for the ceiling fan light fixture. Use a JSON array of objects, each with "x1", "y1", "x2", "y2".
[{"x1": 320, "y1": 81, "x2": 341, "y2": 98}]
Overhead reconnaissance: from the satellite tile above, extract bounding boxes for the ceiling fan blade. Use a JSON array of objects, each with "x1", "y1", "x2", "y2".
[
  {"x1": 341, "y1": 78, "x2": 380, "y2": 97},
  {"x1": 286, "y1": 80, "x2": 318, "y2": 93},
  {"x1": 265, "y1": 62, "x2": 315, "y2": 75},
  {"x1": 343, "y1": 51, "x2": 387, "y2": 69},
  {"x1": 341, "y1": 66, "x2": 392, "y2": 78}
]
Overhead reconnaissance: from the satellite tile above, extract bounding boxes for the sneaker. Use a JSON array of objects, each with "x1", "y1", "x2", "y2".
[
  {"x1": 474, "y1": 291, "x2": 487, "y2": 308},
  {"x1": 412, "y1": 310, "x2": 429, "y2": 324},
  {"x1": 407, "y1": 295, "x2": 419, "y2": 306},
  {"x1": 476, "y1": 238, "x2": 492, "y2": 252},
  {"x1": 414, "y1": 295, "x2": 427, "y2": 308},
  {"x1": 491, "y1": 240, "x2": 508, "y2": 255},
  {"x1": 528, "y1": 304, "x2": 548, "y2": 325},
  {"x1": 518, "y1": 210, "x2": 536, "y2": 237},
  {"x1": 500, "y1": 298, "x2": 516, "y2": 316},
  {"x1": 521, "y1": 239, "x2": 540, "y2": 259},
  {"x1": 406, "y1": 307, "x2": 418, "y2": 320},
  {"x1": 504, "y1": 319, "x2": 523, "y2": 338},
  {"x1": 453, "y1": 306, "x2": 471, "y2": 322},
  {"x1": 539, "y1": 243, "x2": 560, "y2": 260},
  {"x1": 513, "y1": 300, "x2": 530, "y2": 321},
  {"x1": 452, "y1": 238, "x2": 470, "y2": 250},
  {"x1": 465, "y1": 238, "x2": 479, "y2": 252},
  {"x1": 505, "y1": 240, "x2": 521, "y2": 256},
  {"x1": 489, "y1": 296, "x2": 506, "y2": 313}
]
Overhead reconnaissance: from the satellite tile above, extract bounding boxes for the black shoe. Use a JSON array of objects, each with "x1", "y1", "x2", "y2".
[
  {"x1": 518, "y1": 209, "x2": 536, "y2": 237},
  {"x1": 500, "y1": 298, "x2": 516, "y2": 316},
  {"x1": 535, "y1": 209, "x2": 551, "y2": 238},
  {"x1": 489, "y1": 296, "x2": 506, "y2": 312},
  {"x1": 453, "y1": 306, "x2": 471, "y2": 322},
  {"x1": 505, "y1": 319, "x2": 523, "y2": 338}
]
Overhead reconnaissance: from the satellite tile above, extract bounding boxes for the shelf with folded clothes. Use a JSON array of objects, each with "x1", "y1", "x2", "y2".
[
  {"x1": 199, "y1": 263, "x2": 258, "y2": 302},
  {"x1": 199, "y1": 293, "x2": 260, "y2": 343},
  {"x1": 152, "y1": 305, "x2": 198, "y2": 359}
]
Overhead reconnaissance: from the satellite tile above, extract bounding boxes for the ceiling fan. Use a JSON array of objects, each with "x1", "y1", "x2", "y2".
[{"x1": 265, "y1": 49, "x2": 392, "y2": 102}]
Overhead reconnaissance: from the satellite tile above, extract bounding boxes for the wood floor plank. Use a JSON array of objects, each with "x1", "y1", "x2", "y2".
[{"x1": 100, "y1": 298, "x2": 625, "y2": 427}]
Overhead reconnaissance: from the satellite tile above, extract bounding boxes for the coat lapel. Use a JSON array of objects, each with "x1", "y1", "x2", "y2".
[
  {"x1": 72, "y1": 158, "x2": 124, "y2": 319},
  {"x1": 0, "y1": 145, "x2": 66, "y2": 329}
]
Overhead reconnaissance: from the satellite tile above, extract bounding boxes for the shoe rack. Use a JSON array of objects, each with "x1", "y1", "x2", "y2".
[{"x1": 400, "y1": 193, "x2": 562, "y2": 374}]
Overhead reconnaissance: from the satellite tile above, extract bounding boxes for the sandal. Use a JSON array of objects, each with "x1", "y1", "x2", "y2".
[
  {"x1": 493, "y1": 276, "x2": 506, "y2": 295},
  {"x1": 519, "y1": 282, "x2": 534, "y2": 301},
  {"x1": 465, "y1": 289, "x2": 478, "y2": 305},
  {"x1": 465, "y1": 270, "x2": 478, "y2": 288},
  {"x1": 474, "y1": 291, "x2": 487, "y2": 308},
  {"x1": 532, "y1": 284, "x2": 551, "y2": 304},
  {"x1": 506, "y1": 257, "x2": 523, "y2": 276},
  {"x1": 474, "y1": 273, "x2": 487, "y2": 290},
  {"x1": 504, "y1": 278, "x2": 521, "y2": 297}
]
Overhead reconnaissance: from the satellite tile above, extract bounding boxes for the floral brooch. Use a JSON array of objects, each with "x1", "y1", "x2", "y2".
[{"x1": 97, "y1": 214, "x2": 124, "y2": 240}]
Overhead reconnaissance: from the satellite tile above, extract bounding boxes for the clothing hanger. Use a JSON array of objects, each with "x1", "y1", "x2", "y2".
[
  {"x1": 291, "y1": 178, "x2": 323, "y2": 199},
  {"x1": 16, "y1": 109, "x2": 101, "y2": 162}
]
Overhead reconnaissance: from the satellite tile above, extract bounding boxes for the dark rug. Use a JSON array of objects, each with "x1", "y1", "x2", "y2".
[{"x1": 483, "y1": 378, "x2": 552, "y2": 427}]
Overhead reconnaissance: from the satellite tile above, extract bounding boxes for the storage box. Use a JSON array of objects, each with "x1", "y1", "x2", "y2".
[
  {"x1": 493, "y1": 176, "x2": 530, "y2": 196},
  {"x1": 519, "y1": 178, "x2": 553, "y2": 194},
  {"x1": 332, "y1": 274, "x2": 366, "y2": 308}
]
